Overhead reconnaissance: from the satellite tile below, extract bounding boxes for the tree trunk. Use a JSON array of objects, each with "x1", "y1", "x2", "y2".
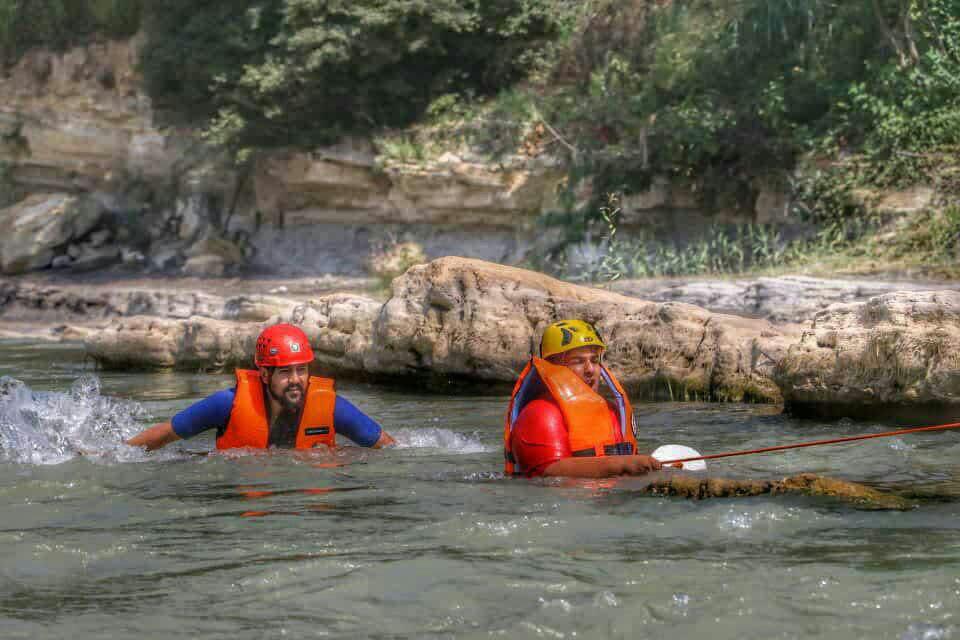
[{"x1": 870, "y1": 0, "x2": 913, "y2": 67}]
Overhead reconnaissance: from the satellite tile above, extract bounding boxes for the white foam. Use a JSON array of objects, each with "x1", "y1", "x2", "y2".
[
  {"x1": 901, "y1": 624, "x2": 953, "y2": 640},
  {"x1": 390, "y1": 427, "x2": 489, "y2": 453},
  {"x1": 0, "y1": 375, "x2": 167, "y2": 465}
]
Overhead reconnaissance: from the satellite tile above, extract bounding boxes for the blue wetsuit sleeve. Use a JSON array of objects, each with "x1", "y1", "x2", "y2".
[
  {"x1": 334, "y1": 395, "x2": 383, "y2": 447},
  {"x1": 171, "y1": 389, "x2": 236, "y2": 439}
]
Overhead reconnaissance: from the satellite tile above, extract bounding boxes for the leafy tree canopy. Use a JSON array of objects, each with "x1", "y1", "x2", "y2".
[{"x1": 141, "y1": 0, "x2": 566, "y2": 152}]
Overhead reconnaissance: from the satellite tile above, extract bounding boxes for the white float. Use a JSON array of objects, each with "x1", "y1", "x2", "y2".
[{"x1": 651, "y1": 444, "x2": 707, "y2": 472}]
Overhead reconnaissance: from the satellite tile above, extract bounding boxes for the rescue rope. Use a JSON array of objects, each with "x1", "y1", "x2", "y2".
[{"x1": 660, "y1": 421, "x2": 960, "y2": 466}]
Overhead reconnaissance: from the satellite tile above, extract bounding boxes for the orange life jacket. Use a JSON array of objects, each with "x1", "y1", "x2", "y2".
[
  {"x1": 503, "y1": 357, "x2": 637, "y2": 474},
  {"x1": 216, "y1": 369, "x2": 337, "y2": 450}
]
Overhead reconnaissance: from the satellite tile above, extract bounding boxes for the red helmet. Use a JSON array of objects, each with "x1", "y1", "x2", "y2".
[{"x1": 254, "y1": 323, "x2": 314, "y2": 368}]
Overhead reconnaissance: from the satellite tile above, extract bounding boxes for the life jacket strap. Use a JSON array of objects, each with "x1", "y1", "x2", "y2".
[{"x1": 571, "y1": 442, "x2": 636, "y2": 457}]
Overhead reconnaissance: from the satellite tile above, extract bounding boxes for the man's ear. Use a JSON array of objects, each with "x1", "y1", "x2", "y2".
[{"x1": 259, "y1": 367, "x2": 271, "y2": 384}]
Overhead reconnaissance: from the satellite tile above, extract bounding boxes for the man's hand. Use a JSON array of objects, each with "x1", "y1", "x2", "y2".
[
  {"x1": 125, "y1": 422, "x2": 180, "y2": 451},
  {"x1": 372, "y1": 430, "x2": 396, "y2": 448},
  {"x1": 622, "y1": 455, "x2": 662, "y2": 474}
]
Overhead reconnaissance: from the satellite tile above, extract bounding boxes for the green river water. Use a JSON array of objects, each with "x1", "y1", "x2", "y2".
[{"x1": 0, "y1": 340, "x2": 959, "y2": 639}]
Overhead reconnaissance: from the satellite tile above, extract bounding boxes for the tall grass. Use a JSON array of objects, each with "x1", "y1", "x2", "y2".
[
  {"x1": 557, "y1": 204, "x2": 960, "y2": 283},
  {"x1": 563, "y1": 223, "x2": 802, "y2": 281}
]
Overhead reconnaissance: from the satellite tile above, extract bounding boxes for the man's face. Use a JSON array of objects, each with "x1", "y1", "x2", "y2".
[
  {"x1": 550, "y1": 345, "x2": 603, "y2": 391},
  {"x1": 261, "y1": 363, "x2": 309, "y2": 412}
]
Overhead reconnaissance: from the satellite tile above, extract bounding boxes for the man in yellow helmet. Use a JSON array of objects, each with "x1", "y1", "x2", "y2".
[{"x1": 503, "y1": 320, "x2": 662, "y2": 478}]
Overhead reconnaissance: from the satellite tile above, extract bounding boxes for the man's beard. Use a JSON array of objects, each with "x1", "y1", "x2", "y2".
[{"x1": 268, "y1": 383, "x2": 304, "y2": 414}]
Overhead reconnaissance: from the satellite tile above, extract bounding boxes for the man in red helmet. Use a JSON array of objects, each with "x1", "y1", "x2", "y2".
[{"x1": 126, "y1": 323, "x2": 395, "y2": 451}]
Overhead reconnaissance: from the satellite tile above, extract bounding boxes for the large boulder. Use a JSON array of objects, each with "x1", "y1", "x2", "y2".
[
  {"x1": 82, "y1": 258, "x2": 799, "y2": 402},
  {"x1": 774, "y1": 291, "x2": 960, "y2": 421},
  {"x1": 291, "y1": 294, "x2": 382, "y2": 374},
  {"x1": 370, "y1": 257, "x2": 799, "y2": 401},
  {"x1": 84, "y1": 316, "x2": 256, "y2": 371},
  {"x1": 0, "y1": 194, "x2": 102, "y2": 274},
  {"x1": 85, "y1": 293, "x2": 381, "y2": 374}
]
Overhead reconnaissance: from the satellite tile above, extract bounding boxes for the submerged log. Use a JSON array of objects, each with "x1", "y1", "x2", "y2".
[{"x1": 634, "y1": 472, "x2": 913, "y2": 510}]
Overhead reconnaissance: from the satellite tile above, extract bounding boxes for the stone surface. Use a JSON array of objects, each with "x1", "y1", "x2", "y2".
[
  {"x1": 619, "y1": 175, "x2": 790, "y2": 231},
  {"x1": 85, "y1": 315, "x2": 255, "y2": 370},
  {"x1": 252, "y1": 148, "x2": 564, "y2": 229},
  {"x1": 368, "y1": 258, "x2": 800, "y2": 401},
  {"x1": 290, "y1": 294, "x2": 382, "y2": 375},
  {"x1": 610, "y1": 275, "x2": 960, "y2": 324},
  {"x1": 0, "y1": 37, "x2": 179, "y2": 192},
  {"x1": 774, "y1": 290, "x2": 960, "y2": 420},
  {"x1": 84, "y1": 293, "x2": 382, "y2": 374},
  {"x1": 0, "y1": 277, "x2": 305, "y2": 328},
  {"x1": 182, "y1": 254, "x2": 226, "y2": 278},
  {"x1": 78, "y1": 258, "x2": 797, "y2": 403},
  {"x1": 69, "y1": 245, "x2": 120, "y2": 272},
  {"x1": 0, "y1": 194, "x2": 102, "y2": 274}
]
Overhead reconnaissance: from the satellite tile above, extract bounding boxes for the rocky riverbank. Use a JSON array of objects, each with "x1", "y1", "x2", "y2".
[
  {"x1": 609, "y1": 275, "x2": 959, "y2": 323},
  {"x1": 3, "y1": 257, "x2": 955, "y2": 421}
]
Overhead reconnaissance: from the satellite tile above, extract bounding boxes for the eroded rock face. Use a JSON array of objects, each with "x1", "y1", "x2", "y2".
[
  {"x1": 86, "y1": 316, "x2": 255, "y2": 370},
  {"x1": 369, "y1": 257, "x2": 800, "y2": 401},
  {"x1": 253, "y1": 147, "x2": 563, "y2": 228},
  {"x1": 85, "y1": 293, "x2": 381, "y2": 374},
  {"x1": 0, "y1": 194, "x2": 102, "y2": 274},
  {"x1": 774, "y1": 291, "x2": 960, "y2": 420},
  {"x1": 0, "y1": 37, "x2": 178, "y2": 192},
  {"x1": 290, "y1": 294, "x2": 381, "y2": 374}
]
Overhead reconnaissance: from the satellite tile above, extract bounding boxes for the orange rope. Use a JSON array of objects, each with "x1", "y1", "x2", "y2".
[{"x1": 661, "y1": 421, "x2": 960, "y2": 466}]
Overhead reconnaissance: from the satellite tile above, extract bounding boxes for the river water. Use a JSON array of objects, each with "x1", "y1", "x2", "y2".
[{"x1": 0, "y1": 341, "x2": 958, "y2": 639}]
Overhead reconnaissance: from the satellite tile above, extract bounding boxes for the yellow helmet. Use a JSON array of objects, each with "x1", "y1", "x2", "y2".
[{"x1": 540, "y1": 319, "x2": 606, "y2": 359}]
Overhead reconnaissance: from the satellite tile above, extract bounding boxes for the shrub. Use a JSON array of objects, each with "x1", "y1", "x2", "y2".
[
  {"x1": 141, "y1": 0, "x2": 567, "y2": 154},
  {"x1": 0, "y1": 0, "x2": 142, "y2": 65},
  {"x1": 366, "y1": 240, "x2": 427, "y2": 287}
]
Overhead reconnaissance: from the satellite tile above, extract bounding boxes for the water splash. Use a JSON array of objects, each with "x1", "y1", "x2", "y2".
[
  {"x1": 391, "y1": 427, "x2": 489, "y2": 453},
  {"x1": 901, "y1": 624, "x2": 953, "y2": 640},
  {"x1": 0, "y1": 375, "x2": 153, "y2": 465}
]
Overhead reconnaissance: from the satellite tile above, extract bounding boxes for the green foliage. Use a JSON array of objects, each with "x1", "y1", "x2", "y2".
[
  {"x1": 141, "y1": 0, "x2": 566, "y2": 155},
  {"x1": 0, "y1": 0, "x2": 142, "y2": 64},
  {"x1": 557, "y1": 195, "x2": 799, "y2": 280},
  {"x1": 528, "y1": 0, "x2": 888, "y2": 193},
  {"x1": 881, "y1": 207, "x2": 960, "y2": 262},
  {"x1": 841, "y1": 0, "x2": 960, "y2": 185}
]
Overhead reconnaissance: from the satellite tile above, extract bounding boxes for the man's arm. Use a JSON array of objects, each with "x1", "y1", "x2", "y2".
[
  {"x1": 125, "y1": 389, "x2": 235, "y2": 452},
  {"x1": 541, "y1": 455, "x2": 661, "y2": 478},
  {"x1": 334, "y1": 395, "x2": 394, "y2": 447},
  {"x1": 126, "y1": 422, "x2": 181, "y2": 451}
]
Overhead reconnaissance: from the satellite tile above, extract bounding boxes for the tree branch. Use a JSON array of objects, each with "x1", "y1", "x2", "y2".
[{"x1": 870, "y1": 0, "x2": 911, "y2": 67}]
